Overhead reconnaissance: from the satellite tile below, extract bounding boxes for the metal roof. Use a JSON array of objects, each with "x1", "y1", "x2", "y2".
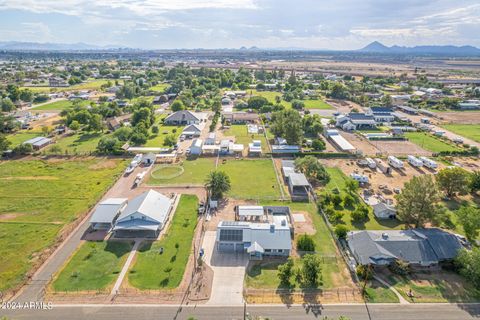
[
  {"x1": 90, "y1": 198, "x2": 127, "y2": 224},
  {"x1": 288, "y1": 172, "x2": 310, "y2": 187},
  {"x1": 116, "y1": 190, "x2": 172, "y2": 227},
  {"x1": 238, "y1": 206, "x2": 264, "y2": 217}
]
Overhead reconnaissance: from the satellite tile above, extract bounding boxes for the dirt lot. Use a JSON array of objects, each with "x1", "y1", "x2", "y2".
[
  {"x1": 436, "y1": 111, "x2": 480, "y2": 124},
  {"x1": 340, "y1": 132, "x2": 380, "y2": 156},
  {"x1": 370, "y1": 140, "x2": 432, "y2": 156}
]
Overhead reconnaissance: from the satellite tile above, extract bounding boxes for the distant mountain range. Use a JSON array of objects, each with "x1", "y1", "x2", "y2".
[
  {"x1": 0, "y1": 41, "x2": 122, "y2": 51},
  {"x1": 359, "y1": 41, "x2": 480, "y2": 55}
]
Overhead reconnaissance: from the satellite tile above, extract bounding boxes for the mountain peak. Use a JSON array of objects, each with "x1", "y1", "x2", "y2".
[{"x1": 360, "y1": 41, "x2": 390, "y2": 52}]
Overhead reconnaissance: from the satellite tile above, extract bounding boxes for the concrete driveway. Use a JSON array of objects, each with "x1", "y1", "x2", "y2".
[{"x1": 202, "y1": 231, "x2": 248, "y2": 306}]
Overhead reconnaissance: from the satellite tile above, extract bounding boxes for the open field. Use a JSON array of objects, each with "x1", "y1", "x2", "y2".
[
  {"x1": 149, "y1": 83, "x2": 170, "y2": 92},
  {"x1": 303, "y1": 99, "x2": 333, "y2": 110},
  {"x1": 144, "y1": 125, "x2": 180, "y2": 148},
  {"x1": 248, "y1": 90, "x2": 332, "y2": 110},
  {"x1": 7, "y1": 131, "x2": 43, "y2": 147},
  {"x1": 22, "y1": 80, "x2": 110, "y2": 94},
  {"x1": 405, "y1": 132, "x2": 462, "y2": 153},
  {"x1": 148, "y1": 158, "x2": 215, "y2": 186},
  {"x1": 438, "y1": 111, "x2": 480, "y2": 124},
  {"x1": 32, "y1": 99, "x2": 91, "y2": 111},
  {"x1": 222, "y1": 124, "x2": 269, "y2": 152},
  {"x1": 370, "y1": 139, "x2": 431, "y2": 156},
  {"x1": 46, "y1": 132, "x2": 106, "y2": 154},
  {"x1": 0, "y1": 158, "x2": 126, "y2": 292},
  {"x1": 441, "y1": 124, "x2": 480, "y2": 143},
  {"x1": 52, "y1": 241, "x2": 133, "y2": 291},
  {"x1": 128, "y1": 195, "x2": 198, "y2": 289},
  {"x1": 219, "y1": 159, "x2": 281, "y2": 200}
]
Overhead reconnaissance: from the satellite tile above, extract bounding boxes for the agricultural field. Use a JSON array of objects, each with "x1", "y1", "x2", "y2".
[
  {"x1": 21, "y1": 80, "x2": 111, "y2": 94},
  {"x1": 248, "y1": 90, "x2": 332, "y2": 110},
  {"x1": 223, "y1": 125, "x2": 269, "y2": 152},
  {"x1": 128, "y1": 195, "x2": 198, "y2": 289},
  {"x1": 32, "y1": 99, "x2": 91, "y2": 111},
  {"x1": 148, "y1": 158, "x2": 216, "y2": 186},
  {"x1": 52, "y1": 241, "x2": 133, "y2": 291},
  {"x1": 441, "y1": 124, "x2": 480, "y2": 143},
  {"x1": 46, "y1": 132, "x2": 106, "y2": 154},
  {"x1": 0, "y1": 158, "x2": 126, "y2": 292},
  {"x1": 405, "y1": 132, "x2": 462, "y2": 153},
  {"x1": 218, "y1": 159, "x2": 281, "y2": 200}
]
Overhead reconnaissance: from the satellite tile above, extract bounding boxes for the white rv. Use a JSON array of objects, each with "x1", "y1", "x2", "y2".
[
  {"x1": 388, "y1": 156, "x2": 404, "y2": 169},
  {"x1": 365, "y1": 158, "x2": 376, "y2": 169},
  {"x1": 419, "y1": 156, "x2": 438, "y2": 169},
  {"x1": 350, "y1": 173, "x2": 369, "y2": 184},
  {"x1": 407, "y1": 155, "x2": 423, "y2": 167},
  {"x1": 133, "y1": 171, "x2": 147, "y2": 187}
]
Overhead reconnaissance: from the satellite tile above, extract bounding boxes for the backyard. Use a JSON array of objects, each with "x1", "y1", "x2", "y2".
[
  {"x1": 51, "y1": 241, "x2": 133, "y2": 292},
  {"x1": 148, "y1": 158, "x2": 216, "y2": 186},
  {"x1": 0, "y1": 158, "x2": 126, "y2": 292},
  {"x1": 405, "y1": 132, "x2": 462, "y2": 153},
  {"x1": 441, "y1": 124, "x2": 480, "y2": 143},
  {"x1": 46, "y1": 132, "x2": 107, "y2": 154},
  {"x1": 128, "y1": 195, "x2": 198, "y2": 289},
  {"x1": 223, "y1": 124, "x2": 270, "y2": 152},
  {"x1": 32, "y1": 99, "x2": 91, "y2": 111}
]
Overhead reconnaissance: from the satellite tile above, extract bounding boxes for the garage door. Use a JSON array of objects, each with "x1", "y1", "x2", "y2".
[
  {"x1": 235, "y1": 243, "x2": 244, "y2": 253},
  {"x1": 218, "y1": 242, "x2": 235, "y2": 252}
]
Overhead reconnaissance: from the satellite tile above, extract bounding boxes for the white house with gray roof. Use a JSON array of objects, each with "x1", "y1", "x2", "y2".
[
  {"x1": 113, "y1": 190, "x2": 173, "y2": 238},
  {"x1": 164, "y1": 110, "x2": 207, "y2": 125}
]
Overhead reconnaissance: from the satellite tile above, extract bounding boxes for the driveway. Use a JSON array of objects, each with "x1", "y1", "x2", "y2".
[{"x1": 202, "y1": 231, "x2": 248, "y2": 306}]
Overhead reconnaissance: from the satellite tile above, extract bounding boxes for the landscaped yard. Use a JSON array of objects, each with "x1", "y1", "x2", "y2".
[
  {"x1": 441, "y1": 124, "x2": 480, "y2": 143},
  {"x1": 52, "y1": 241, "x2": 133, "y2": 291},
  {"x1": 0, "y1": 159, "x2": 126, "y2": 292},
  {"x1": 46, "y1": 132, "x2": 107, "y2": 154},
  {"x1": 363, "y1": 280, "x2": 400, "y2": 303},
  {"x1": 405, "y1": 132, "x2": 462, "y2": 153},
  {"x1": 219, "y1": 159, "x2": 281, "y2": 200},
  {"x1": 128, "y1": 195, "x2": 198, "y2": 289},
  {"x1": 223, "y1": 124, "x2": 269, "y2": 152},
  {"x1": 148, "y1": 158, "x2": 216, "y2": 186}
]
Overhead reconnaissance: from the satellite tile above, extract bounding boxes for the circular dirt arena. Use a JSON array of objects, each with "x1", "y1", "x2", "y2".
[{"x1": 150, "y1": 165, "x2": 184, "y2": 180}]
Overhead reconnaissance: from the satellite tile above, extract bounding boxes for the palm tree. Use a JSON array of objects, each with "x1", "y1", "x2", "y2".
[{"x1": 205, "y1": 170, "x2": 231, "y2": 199}]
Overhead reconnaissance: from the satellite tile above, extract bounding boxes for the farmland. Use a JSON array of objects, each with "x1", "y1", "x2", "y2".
[
  {"x1": 405, "y1": 132, "x2": 462, "y2": 153},
  {"x1": 441, "y1": 124, "x2": 480, "y2": 143},
  {"x1": 32, "y1": 99, "x2": 91, "y2": 111},
  {"x1": 128, "y1": 195, "x2": 198, "y2": 289},
  {"x1": 46, "y1": 132, "x2": 107, "y2": 154},
  {"x1": 0, "y1": 158, "x2": 126, "y2": 292}
]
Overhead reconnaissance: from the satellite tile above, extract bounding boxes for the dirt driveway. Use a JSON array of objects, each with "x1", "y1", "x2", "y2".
[{"x1": 203, "y1": 231, "x2": 247, "y2": 306}]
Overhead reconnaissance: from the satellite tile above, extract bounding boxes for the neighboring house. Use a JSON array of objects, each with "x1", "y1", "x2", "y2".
[
  {"x1": 219, "y1": 139, "x2": 244, "y2": 155},
  {"x1": 113, "y1": 190, "x2": 174, "y2": 238},
  {"x1": 348, "y1": 228, "x2": 463, "y2": 267},
  {"x1": 281, "y1": 160, "x2": 311, "y2": 201},
  {"x1": 23, "y1": 136, "x2": 52, "y2": 150},
  {"x1": 164, "y1": 110, "x2": 207, "y2": 125},
  {"x1": 89, "y1": 198, "x2": 128, "y2": 230},
  {"x1": 366, "y1": 107, "x2": 395, "y2": 123},
  {"x1": 153, "y1": 95, "x2": 168, "y2": 105},
  {"x1": 336, "y1": 113, "x2": 376, "y2": 130},
  {"x1": 458, "y1": 100, "x2": 480, "y2": 110},
  {"x1": 248, "y1": 140, "x2": 262, "y2": 156},
  {"x1": 223, "y1": 111, "x2": 259, "y2": 124},
  {"x1": 182, "y1": 124, "x2": 203, "y2": 138},
  {"x1": 205, "y1": 132, "x2": 216, "y2": 145},
  {"x1": 106, "y1": 114, "x2": 133, "y2": 131},
  {"x1": 372, "y1": 202, "x2": 396, "y2": 219},
  {"x1": 395, "y1": 105, "x2": 418, "y2": 115},
  {"x1": 49, "y1": 77, "x2": 69, "y2": 87},
  {"x1": 216, "y1": 213, "x2": 292, "y2": 259}
]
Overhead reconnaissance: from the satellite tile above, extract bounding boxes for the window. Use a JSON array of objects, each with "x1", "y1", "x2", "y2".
[{"x1": 219, "y1": 229, "x2": 243, "y2": 242}]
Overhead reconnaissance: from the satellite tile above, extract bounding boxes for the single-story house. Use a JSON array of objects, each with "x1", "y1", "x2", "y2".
[
  {"x1": 153, "y1": 95, "x2": 168, "y2": 105},
  {"x1": 223, "y1": 111, "x2": 259, "y2": 124},
  {"x1": 182, "y1": 124, "x2": 203, "y2": 138},
  {"x1": 366, "y1": 107, "x2": 395, "y2": 123},
  {"x1": 89, "y1": 198, "x2": 128, "y2": 230},
  {"x1": 23, "y1": 136, "x2": 52, "y2": 150},
  {"x1": 219, "y1": 139, "x2": 244, "y2": 155},
  {"x1": 164, "y1": 110, "x2": 207, "y2": 125},
  {"x1": 205, "y1": 132, "x2": 216, "y2": 145},
  {"x1": 372, "y1": 202, "x2": 396, "y2": 219},
  {"x1": 347, "y1": 228, "x2": 463, "y2": 267},
  {"x1": 113, "y1": 190, "x2": 174, "y2": 238}
]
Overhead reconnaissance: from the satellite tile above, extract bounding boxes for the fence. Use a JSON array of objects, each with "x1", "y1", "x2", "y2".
[{"x1": 244, "y1": 288, "x2": 363, "y2": 304}]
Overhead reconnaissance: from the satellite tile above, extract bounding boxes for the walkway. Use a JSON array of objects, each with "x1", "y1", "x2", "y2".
[
  {"x1": 374, "y1": 275, "x2": 410, "y2": 304},
  {"x1": 110, "y1": 240, "x2": 142, "y2": 297}
]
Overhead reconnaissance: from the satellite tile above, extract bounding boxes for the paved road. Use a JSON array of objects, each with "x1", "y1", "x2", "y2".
[{"x1": 2, "y1": 303, "x2": 480, "y2": 320}]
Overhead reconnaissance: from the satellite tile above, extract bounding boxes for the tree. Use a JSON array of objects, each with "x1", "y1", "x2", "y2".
[
  {"x1": 270, "y1": 109, "x2": 304, "y2": 145},
  {"x1": 113, "y1": 126, "x2": 132, "y2": 141},
  {"x1": 88, "y1": 114, "x2": 103, "y2": 132},
  {"x1": 343, "y1": 194, "x2": 355, "y2": 207},
  {"x1": 0, "y1": 134, "x2": 11, "y2": 152},
  {"x1": 311, "y1": 139, "x2": 325, "y2": 151},
  {"x1": 334, "y1": 225, "x2": 349, "y2": 239},
  {"x1": 14, "y1": 143, "x2": 33, "y2": 155},
  {"x1": 41, "y1": 125, "x2": 52, "y2": 136},
  {"x1": 294, "y1": 156, "x2": 330, "y2": 184},
  {"x1": 456, "y1": 206, "x2": 480, "y2": 242},
  {"x1": 69, "y1": 120, "x2": 80, "y2": 132},
  {"x1": 436, "y1": 167, "x2": 470, "y2": 197},
  {"x1": 205, "y1": 170, "x2": 231, "y2": 199},
  {"x1": 395, "y1": 175, "x2": 441, "y2": 228},
  {"x1": 277, "y1": 257, "x2": 294, "y2": 286},
  {"x1": 171, "y1": 100, "x2": 185, "y2": 112},
  {"x1": 351, "y1": 206, "x2": 369, "y2": 222},
  {"x1": 97, "y1": 136, "x2": 121, "y2": 154},
  {"x1": 1, "y1": 98, "x2": 15, "y2": 112},
  {"x1": 291, "y1": 99, "x2": 305, "y2": 110},
  {"x1": 300, "y1": 254, "x2": 322, "y2": 288},
  {"x1": 247, "y1": 96, "x2": 268, "y2": 109},
  {"x1": 164, "y1": 134, "x2": 177, "y2": 147},
  {"x1": 456, "y1": 248, "x2": 480, "y2": 288},
  {"x1": 470, "y1": 171, "x2": 480, "y2": 193},
  {"x1": 19, "y1": 89, "x2": 34, "y2": 102},
  {"x1": 297, "y1": 234, "x2": 316, "y2": 252},
  {"x1": 381, "y1": 94, "x2": 392, "y2": 106},
  {"x1": 345, "y1": 178, "x2": 359, "y2": 195}
]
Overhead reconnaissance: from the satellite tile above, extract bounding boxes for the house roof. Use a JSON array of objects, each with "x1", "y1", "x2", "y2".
[
  {"x1": 348, "y1": 229, "x2": 462, "y2": 265},
  {"x1": 182, "y1": 124, "x2": 203, "y2": 133},
  {"x1": 238, "y1": 206, "x2": 264, "y2": 217},
  {"x1": 288, "y1": 172, "x2": 310, "y2": 187},
  {"x1": 247, "y1": 242, "x2": 265, "y2": 253},
  {"x1": 370, "y1": 107, "x2": 393, "y2": 114},
  {"x1": 23, "y1": 136, "x2": 51, "y2": 146},
  {"x1": 164, "y1": 110, "x2": 201, "y2": 122},
  {"x1": 116, "y1": 190, "x2": 172, "y2": 226},
  {"x1": 90, "y1": 198, "x2": 127, "y2": 224}
]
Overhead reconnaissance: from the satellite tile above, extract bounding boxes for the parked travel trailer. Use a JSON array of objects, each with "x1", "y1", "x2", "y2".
[
  {"x1": 365, "y1": 157, "x2": 376, "y2": 169},
  {"x1": 130, "y1": 154, "x2": 143, "y2": 167},
  {"x1": 387, "y1": 156, "x2": 404, "y2": 169},
  {"x1": 374, "y1": 158, "x2": 392, "y2": 174},
  {"x1": 453, "y1": 137, "x2": 464, "y2": 144},
  {"x1": 350, "y1": 173, "x2": 369, "y2": 184},
  {"x1": 419, "y1": 156, "x2": 438, "y2": 169},
  {"x1": 133, "y1": 171, "x2": 147, "y2": 187},
  {"x1": 407, "y1": 155, "x2": 423, "y2": 167}
]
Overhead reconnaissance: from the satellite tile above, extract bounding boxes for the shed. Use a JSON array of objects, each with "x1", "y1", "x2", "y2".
[{"x1": 89, "y1": 198, "x2": 128, "y2": 230}]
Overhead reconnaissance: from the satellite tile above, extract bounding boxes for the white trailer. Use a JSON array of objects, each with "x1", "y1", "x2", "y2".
[
  {"x1": 388, "y1": 156, "x2": 404, "y2": 169},
  {"x1": 419, "y1": 156, "x2": 438, "y2": 169},
  {"x1": 350, "y1": 173, "x2": 369, "y2": 184},
  {"x1": 133, "y1": 171, "x2": 147, "y2": 187},
  {"x1": 407, "y1": 155, "x2": 423, "y2": 167},
  {"x1": 374, "y1": 158, "x2": 392, "y2": 174},
  {"x1": 365, "y1": 157, "x2": 376, "y2": 169}
]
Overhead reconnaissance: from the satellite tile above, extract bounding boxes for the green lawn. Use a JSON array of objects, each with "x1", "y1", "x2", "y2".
[
  {"x1": 32, "y1": 99, "x2": 91, "y2": 111},
  {"x1": 223, "y1": 124, "x2": 269, "y2": 152},
  {"x1": 144, "y1": 126, "x2": 180, "y2": 147},
  {"x1": 219, "y1": 159, "x2": 281, "y2": 200},
  {"x1": 441, "y1": 124, "x2": 480, "y2": 143},
  {"x1": 46, "y1": 132, "x2": 107, "y2": 154},
  {"x1": 321, "y1": 168, "x2": 404, "y2": 231},
  {"x1": 129, "y1": 195, "x2": 198, "y2": 289},
  {"x1": 7, "y1": 131, "x2": 44, "y2": 147},
  {"x1": 150, "y1": 83, "x2": 170, "y2": 93},
  {"x1": 405, "y1": 132, "x2": 462, "y2": 153},
  {"x1": 303, "y1": 99, "x2": 333, "y2": 110},
  {"x1": 248, "y1": 90, "x2": 331, "y2": 110},
  {"x1": 52, "y1": 241, "x2": 133, "y2": 291},
  {"x1": 148, "y1": 158, "x2": 216, "y2": 186},
  {"x1": 22, "y1": 80, "x2": 110, "y2": 94},
  {"x1": 0, "y1": 159, "x2": 126, "y2": 292},
  {"x1": 364, "y1": 280, "x2": 399, "y2": 303}
]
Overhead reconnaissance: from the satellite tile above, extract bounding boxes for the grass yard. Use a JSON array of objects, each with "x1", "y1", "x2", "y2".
[
  {"x1": 363, "y1": 280, "x2": 399, "y2": 303},
  {"x1": 128, "y1": 195, "x2": 198, "y2": 289},
  {"x1": 148, "y1": 158, "x2": 216, "y2": 186},
  {"x1": 248, "y1": 90, "x2": 289, "y2": 108},
  {"x1": 219, "y1": 159, "x2": 281, "y2": 200},
  {"x1": 7, "y1": 131, "x2": 44, "y2": 147},
  {"x1": 46, "y1": 132, "x2": 107, "y2": 154},
  {"x1": 32, "y1": 99, "x2": 91, "y2": 111},
  {"x1": 144, "y1": 125, "x2": 180, "y2": 147},
  {"x1": 321, "y1": 167, "x2": 404, "y2": 231},
  {"x1": 20, "y1": 86, "x2": 52, "y2": 94},
  {"x1": 150, "y1": 83, "x2": 170, "y2": 93},
  {"x1": 441, "y1": 124, "x2": 480, "y2": 143},
  {"x1": 0, "y1": 158, "x2": 126, "y2": 292},
  {"x1": 405, "y1": 132, "x2": 461, "y2": 153},
  {"x1": 52, "y1": 241, "x2": 133, "y2": 291},
  {"x1": 67, "y1": 80, "x2": 110, "y2": 91},
  {"x1": 223, "y1": 124, "x2": 270, "y2": 152},
  {"x1": 303, "y1": 99, "x2": 333, "y2": 110}
]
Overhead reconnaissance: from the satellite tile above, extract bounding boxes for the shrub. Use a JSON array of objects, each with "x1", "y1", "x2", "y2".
[
  {"x1": 151, "y1": 125, "x2": 159, "y2": 134},
  {"x1": 389, "y1": 259, "x2": 410, "y2": 276},
  {"x1": 343, "y1": 194, "x2": 355, "y2": 207},
  {"x1": 297, "y1": 234, "x2": 316, "y2": 252},
  {"x1": 331, "y1": 194, "x2": 343, "y2": 207},
  {"x1": 351, "y1": 206, "x2": 369, "y2": 222},
  {"x1": 356, "y1": 265, "x2": 373, "y2": 280},
  {"x1": 334, "y1": 225, "x2": 349, "y2": 239}
]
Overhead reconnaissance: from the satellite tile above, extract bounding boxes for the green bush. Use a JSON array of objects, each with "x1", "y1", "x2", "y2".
[
  {"x1": 334, "y1": 225, "x2": 349, "y2": 239},
  {"x1": 296, "y1": 234, "x2": 316, "y2": 252}
]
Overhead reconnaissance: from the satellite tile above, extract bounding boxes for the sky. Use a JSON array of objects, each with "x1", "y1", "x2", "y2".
[{"x1": 0, "y1": 0, "x2": 479, "y2": 49}]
